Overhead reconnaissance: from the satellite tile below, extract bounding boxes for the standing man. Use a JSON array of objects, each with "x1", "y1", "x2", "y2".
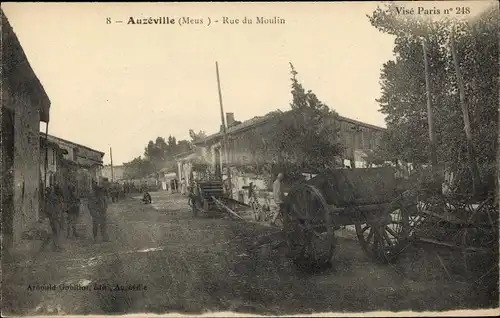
[
  {"x1": 66, "y1": 184, "x2": 80, "y2": 238},
  {"x1": 89, "y1": 181, "x2": 109, "y2": 242},
  {"x1": 173, "y1": 178, "x2": 179, "y2": 193},
  {"x1": 271, "y1": 172, "x2": 285, "y2": 227},
  {"x1": 181, "y1": 178, "x2": 187, "y2": 195},
  {"x1": 40, "y1": 185, "x2": 64, "y2": 251}
]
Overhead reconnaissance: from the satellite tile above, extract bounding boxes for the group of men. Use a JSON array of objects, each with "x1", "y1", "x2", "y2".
[
  {"x1": 165, "y1": 178, "x2": 188, "y2": 194},
  {"x1": 41, "y1": 180, "x2": 109, "y2": 252}
]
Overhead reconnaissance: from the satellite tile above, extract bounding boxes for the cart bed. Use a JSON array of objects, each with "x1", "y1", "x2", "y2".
[{"x1": 306, "y1": 167, "x2": 399, "y2": 207}]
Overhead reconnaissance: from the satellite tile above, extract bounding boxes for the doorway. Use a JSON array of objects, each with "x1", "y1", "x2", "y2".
[{"x1": 214, "y1": 148, "x2": 222, "y2": 179}]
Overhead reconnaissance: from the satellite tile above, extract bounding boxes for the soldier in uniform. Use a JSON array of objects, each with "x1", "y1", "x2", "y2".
[
  {"x1": 40, "y1": 185, "x2": 64, "y2": 251},
  {"x1": 180, "y1": 178, "x2": 187, "y2": 195},
  {"x1": 142, "y1": 191, "x2": 152, "y2": 204},
  {"x1": 89, "y1": 181, "x2": 109, "y2": 242},
  {"x1": 65, "y1": 184, "x2": 80, "y2": 238},
  {"x1": 271, "y1": 172, "x2": 285, "y2": 227}
]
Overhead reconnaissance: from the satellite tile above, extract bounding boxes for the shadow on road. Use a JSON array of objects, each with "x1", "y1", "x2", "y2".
[{"x1": 2, "y1": 192, "x2": 498, "y2": 316}]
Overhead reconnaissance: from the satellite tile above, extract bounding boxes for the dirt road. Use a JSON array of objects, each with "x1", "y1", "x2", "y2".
[{"x1": 2, "y1": 192, "x2": 498, "y2": 315}]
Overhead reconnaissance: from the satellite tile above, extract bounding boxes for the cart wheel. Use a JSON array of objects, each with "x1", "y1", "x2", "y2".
[
  {"x1": 461, "y1": 195, "x2": 498, "y2": 248},
  {"x1": 355, "y1": 195, "x2": 411, "y2": 264},
  {"x1": 403, "y1": 188, "x2": 451, "y2": 241},
  {"x1": 456, "y1": 195, "x2": 499, "y2": 278},
  {"x1": 284, "y1": 184, "x2": 335, "y2": 269}
]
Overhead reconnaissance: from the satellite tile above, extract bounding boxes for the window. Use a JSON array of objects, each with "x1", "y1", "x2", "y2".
[{"x1": 362, "y1": 130, "x2": 370, "y2": 149}]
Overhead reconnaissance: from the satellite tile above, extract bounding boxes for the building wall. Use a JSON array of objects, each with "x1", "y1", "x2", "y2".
[
  {"x1": 101, "y1": 165, "x2": 125, "y2": 181},
  {"x1": 202, "y1": 116, "x2": 386, "y2": 169},
  {"x1": 47, "y1": 136, "x2": 103, "y2": 169},
  {"x1": 2, "y1": 99, "x2": 15, "y2": 250},
  {"x1": 39, "y1": 143, "x2": 57, "y2": 188},
  {"x1": 337, "y1": 119, "x2": 385, "y2": 160},
  {"x1": 2, "y1": 9, "x2": 52, "y2": 249},
  {"x1": 10, "y1": 87, "x2": 42, "y2": 245},
  {"x1": 75, "y1": 167, "x2": 95, "y2": 198},
  {"x1": 193, "y1": 114, "x2": 387, "y2": 199},
  {"x1": 47, "y1": 135, "x2": 104, "y2": 181}
]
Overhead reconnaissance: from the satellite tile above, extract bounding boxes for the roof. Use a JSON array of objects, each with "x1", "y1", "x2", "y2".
[
  {"x1": 162, "y1": 172, "x2": 177, "y2": 178},
  {"x1": 337, "y1": 116, "x2": 386, "y2": 132},
  {"x1": 40, "y1": 135, "x2": 68, "y2": 155},
  {"x1": 194, "y1": 109, "x2": 387, "y2": 145},
  {"x1": 2, "y1": 9, "x2": 51, "y2": 122},
  {"x1": 176, "y1": 151, "x2": 211, "y2": 166},
  {"x1": 194, "y1": 111, "x2": 282, "y2": 145},
  {"x1": 103, "y1": 164, "x2": 124, "y2": 168},
  {"x1": 174, "y1": 150, "x2": 195, "y2": 159},
  {"x1": 40, "y1": 133, "x2": 105, "y2": 156}
]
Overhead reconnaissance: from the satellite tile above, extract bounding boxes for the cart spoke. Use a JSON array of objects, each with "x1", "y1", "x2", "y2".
[
  {"x1": 291, "y1": 202, "x2": 304, "y2": 219},
  {"x1": 366, "y1": 227, "x2": 374, "y2": 244},
  {"x1": 284, "y1": 184, "x2": 334, "y2": 268},
  {"x1": 311, "y1": 206, "x2": 323, "y2": 223},
  {"x1": 382, "y1": 228, "x2": 393, "y2": 246},
  {"x1": 385, "y1": 225, "x2": 399, "y2": 239}
]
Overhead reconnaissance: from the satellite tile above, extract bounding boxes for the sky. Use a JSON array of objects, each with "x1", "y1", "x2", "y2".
[{"x1": 3, "y1": 2, "x2": 494, "y2": 165}]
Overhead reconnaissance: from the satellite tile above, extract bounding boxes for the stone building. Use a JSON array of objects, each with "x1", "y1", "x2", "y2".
[
  {"x1": 192, "y1": 110, "x2": 387, "y2": 199},
  {"x1": 100, "y1": 164, "x2": 125, "y2": 182},
  {"x1": 175, "y1": 149, "x2": 211, "y2": 186},
  {"x1": 40, "y1": 134, "x2": 105, "y2": 198},
  {"x1": 2, "y1": 8, "x2": 51, "y2": 249}
]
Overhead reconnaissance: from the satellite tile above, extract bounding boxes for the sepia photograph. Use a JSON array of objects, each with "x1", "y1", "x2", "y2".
[{"x1": 1, "y1": 1, "x2": 499, "y2": 316}]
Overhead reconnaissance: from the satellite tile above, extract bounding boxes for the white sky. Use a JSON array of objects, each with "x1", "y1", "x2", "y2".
[{"x1": 3, "y1": 2, "x2": 494, "y2": 165}]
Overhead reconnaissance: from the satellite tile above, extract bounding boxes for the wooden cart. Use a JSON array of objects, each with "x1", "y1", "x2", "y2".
[
  {"x1": 190, "y1": 179, "x2": 224, "y2": 217},
  {"x1": 189, "y1": 177, "x2": 250, "y2": 217},
  {"x1": 282, "y1": 166, "x2": 498, "y2": 272},
  {"x1": 282, "y1": 167, "x2": 411, "y2": 267}
]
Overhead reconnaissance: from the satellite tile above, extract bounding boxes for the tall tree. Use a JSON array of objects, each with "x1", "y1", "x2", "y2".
[
  {"x1": 368, "y1": 3, "x2": 498, "y2": 192},
  {"x1": 289, "y1": 62, "x2": 331, "y2": 114},
  {"x1": 167, "y1": 135, "x2": 177, "y2": 157},
  {"x1": 254, "y1": 64, "x2": 343, "y2": 182},
  {"x1": 123, "y1": 156, "x2": 154, "y2": 179},
  {"x1": 177, "y1": 140, "x2": 192, "y2": 154}
]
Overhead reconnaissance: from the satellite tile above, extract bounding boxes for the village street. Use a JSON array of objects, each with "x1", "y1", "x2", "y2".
[{"x1": 3, "y1": 191, "x2": 495, "y2": 316}]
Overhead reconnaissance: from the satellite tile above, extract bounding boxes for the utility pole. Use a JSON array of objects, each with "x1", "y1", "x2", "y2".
[
  {"x1": 215, "y1": 61, "x2": 232, "y2": 198},
  {"x1": 421, "y1": 37, "x2": 438, "y2": 175},
  {"x1": 450, "y1": 28, "x2": 481, "y2": 194},
  {"x1": 110, "y1": 147, "x2": 114, "y2": 182}
]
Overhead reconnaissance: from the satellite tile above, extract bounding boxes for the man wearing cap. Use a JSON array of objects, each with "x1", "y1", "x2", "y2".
[
  {"x1": 89, "y1": 181, "x2": 109, "y2": 242},
  {"x1": 271, "y1": 172, "x2": 285, "y2": 227}
]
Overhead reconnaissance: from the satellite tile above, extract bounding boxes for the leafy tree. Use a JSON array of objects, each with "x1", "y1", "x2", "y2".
[
  {"x1": 189, "y1": 129, "x2": 207, "y2": 143},
  {"x1": 167, "y1": 135, "x2": 177, "y2": 156},
  {"x1": 142, "y1": 135, "x2": 194, "y2": 174},
  {"x1": 123, "y1": 156, "x2": 154, "y2": 179},
  {"x1": 368, "y1": 3, "x2": 498, "y2": 190},
  {"x1": 177, "y1": 140, "x2": 191, "y2": 154},
  {"x1": 124, "y1": 134, "x2": 196, "y2": 179},
  {"x1": 144, "y1": 137, "x2": 167, "y2": 173},
  {"x1": 289, "y1": 62, "x2": 331, "y2": 114},
  {"x1": 248, "y1": 64, "x2": 344, "y2": 184}
]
